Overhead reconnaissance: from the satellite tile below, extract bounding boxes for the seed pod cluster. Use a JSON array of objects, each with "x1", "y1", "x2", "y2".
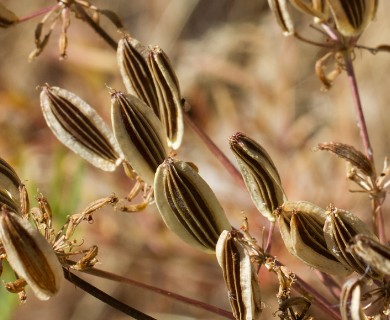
[
  {"x1": 0, "y1": 209, "x2": 63, "y2": 300},
  {"x1": 117, "y1": 35, "x2": 184, "y2": 150},
  {"x1": 40, "y1": 85, "x2": 123, "y2": 172},
  {"x1": 216, "y1": 230, "x2": 262, "y2": 320},
  {"x1": 230, "y1": 132, "x2": 287, "y2": 222},
  {"x1": 154, "y1": 158, "x2": 231, "y2": 253},
  {"x1": 111, "y1": 91, "x2": 168, "y2": 185}
]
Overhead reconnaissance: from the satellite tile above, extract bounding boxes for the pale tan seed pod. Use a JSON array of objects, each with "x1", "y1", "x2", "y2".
[
  {"x1": 349, "y1": 235, "x2": 390, "y2": 277},
  {"x1": 276, "y1": 201, "x2": 351, "y2": 276},
  {"x1": 267, "y1": 0, "x2": 295, "y2": 36},
  {"x1": 0, "y1": 209, "x2": 63, "y2": 300},
  {"x1": 111, "y1": 91, "x2": 168, "y2": 185},
  {"x1": 0, "y1": 157, "x2": 22, "y2": 202},
  {"x1": 216, "y1": 230, "x2": 262, "y2": 320},
  {"x1": 40, "y1": 85, "x2": 123, "y2": 171},
  {"x1": 316, "y1": 142, "x2": 373, "y2": 176},
  {"x1": 327, "y1": 0, "x2": 378, "y2": 37},
  {"x1": 229, "y1": 133, "x2": 287, "y2": 222},
  {"x1": 154, "y1": 158, "x2": 232, "y2": 253},
  {"x1": 0, "y1": 189, "x2": 20, "y2": 214},
  {"x1": 323, "y1": 206, "x2": 380, "y2": 278},
  {"x1": 117, "y1": 35, "x2": 160, "y2": 117},
  {"x1": 147, "y1": 46, "x2": 184, "y2": 150},
  {"x1": 340, "y1": 279, "x2": 368, "y2": 320},
  {"x1": 0, "y1": 3, "x2": 19, "y2": 28},
  {"x1": 289, "y1": 0, "x2": 329, "y2": 22}
]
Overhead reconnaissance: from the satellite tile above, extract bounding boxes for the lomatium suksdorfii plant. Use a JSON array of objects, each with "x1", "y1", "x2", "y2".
[{"x1": 0, "y1": 0, "x2": 389, "y2": 319}]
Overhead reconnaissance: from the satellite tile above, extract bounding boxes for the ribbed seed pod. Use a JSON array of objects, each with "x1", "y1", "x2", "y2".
[
  {"x1": 289, "y1": 0, "x2": 329, "y2": 21},
  {"x1": 117, "y1": 35, "x2": 160, "y2": 117},
  {"x1": 111, "y1": 91, "x2": 168, "y2": 185},
  {"x1": 0, "y1": 3, "x2": 19, "y2": 28},
  {"x1": 327, "y1": 0, "x2": 378, "y2": 37},
  {"x1": 324, "y1": 207, "x2": 380, "y2": 278},
  {"x1": 0, "y1": 189, "x2": 20, "y2": 214},
  {"x1": 276, "y1": 201, "x2": 351, "y2": 275},
  {"x1": 40, "y1": 85, "x2": 123, "y2": 171},
  {"x1": 154, "y1": 158, "x2": 231, "y2": 253},
  {"x1": 316, "y1": 142, "x2": 373, "y2": 176},
  {"x1": 267, "y1": 0, "x2": 295, "y2": 36},
  {"x1": 229, "y1": 132, "x2": 287, "y2": 222},
  {"x1": 0, "y1": 209, "x2": 63, "y2": 300},
  {"x1": 147, "y1": 46, "x2": 184, "y2": 150},
  {"x1": 349, "y1": 235, "x2": 390, "y2": 277},
  {"x1": 216, "y1": 230, "x2": 262, "y2": 320},
  {"x1": 0, "y1": 157, "x2": 22, "y2": 202},
  {"x1": 340, "y1": 279, "x2": 367, "y2": 320}
]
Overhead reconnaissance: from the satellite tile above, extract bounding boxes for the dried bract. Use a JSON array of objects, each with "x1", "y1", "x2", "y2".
[
  {"x1": 40, "y1": 85, "x2": 122, "y2": 171},
  {"x1": 316, "y1": 142, "x2": 373, "y2": 177},
  {"x1": 276, "y1": 201, "x2": 351, "y2": 275},
  {"x1": 0, "y1": 209, "x2": 63, "y2": 300},
  {"x1": 0, "y1": 3, "x2": 18, "y2": 28},
  {"x1": 216, "y1": 230, "x2": 262, "y2": 320},
  {"x1": 111, "y1": 91, "x2": 168, "y2": 185},
  {"x1": 323, "y1": 206, "x2": 380, "y2": 278},
  {"x1": 349, "y1": 235, "x2": 390, "y2": 277},
  {"x1": 327, "y1": 0, "x2": 378, "y2": 37},
  {"x1": 230, "y1": 132, "x2": 287, "y2": 222},
  {"x1": 148, "y1": 46, "x2": 184, "y2": 150},
  {"x1": 154, "y1": 158, "x2": 231, "y2": 253},
  {"x1": 117, "y1": 35, "x2": 160, "y2": 117}
]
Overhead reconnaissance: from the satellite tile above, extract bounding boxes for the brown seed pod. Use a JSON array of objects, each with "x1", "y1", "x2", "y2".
[
  {"x1": 267, "y1": 0, "x2": 295, "y2": 36},
  {"x1": 111, "y1": 91, "x2": 168, "y2": 185},
  {"x1": 276, "y1": 201, "x2": 352, "y2": 276},
  {"x1": 216, "y1": 230, "x2": 262, "y2": 320},
  {"x1": 154, "y1": 158, "x2": 231, "y2": 253},
  {"x1": 0, "y1": 3, "x2": 19, "y2": 28},
  {"x1": 0, "y1": 157, "x2": 22, "y2": 202},
  {"x1": 230, "y1": 132, "x2": 287, "y2": 222},
  {"x1": 40, "y1": 85, "x2": 123, "y2": 171},
  {"x1": 0, "y1": 209, "x2": 63, "y2": 300}
]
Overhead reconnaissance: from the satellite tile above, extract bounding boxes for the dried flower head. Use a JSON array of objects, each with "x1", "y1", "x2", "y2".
[
  {"x1": 154, "y1": 158, "x2": 231, "y2": 253},
  {"x1": 0, "y1": 208, "x2": 63, "y2": 300}
]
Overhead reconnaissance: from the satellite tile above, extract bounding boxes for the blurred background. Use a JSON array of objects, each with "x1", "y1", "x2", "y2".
[{"x1": 0, "y1": 0, "x2": 389, "y2": 319}]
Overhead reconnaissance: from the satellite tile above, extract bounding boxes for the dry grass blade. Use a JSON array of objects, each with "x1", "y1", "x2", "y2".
[
  {"x1": 154, "y1": 158, "x2": 231, "y2": 253},
  {"x1": 229, "y1": 132, "x2": 286, "y2": 222},
  {"x1": 111, "y1": 91, "x2": 168, "y2": 185},
  {"x1": 40, "y1": 85, "x2": 122, "y2": 172},
  {"x1": 148, "y1": 46, "x2": 184, "y2": 150},
  {"x1": 0, "y1": 209, "x2": 63, "y2": 300},
  {"x1": 117, "y1": 35, "x2": 160, "y2": 117},
  {"x1": 216, "y1": 230, "x2": 262, "y2": 320},
  {"x1": 277, "y1": 201, "x2": 352, "y2": 275},
  {"x1": 0, "y1": 3, "x2": 19, "y2": 28},
  {"x1": 316, "y1": 142, "x2": 373, "y2": 176}
]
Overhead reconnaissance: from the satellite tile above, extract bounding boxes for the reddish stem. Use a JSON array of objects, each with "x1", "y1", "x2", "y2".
[{"x1": 18, "y1": 4, "x2": 58, "y2": 23}]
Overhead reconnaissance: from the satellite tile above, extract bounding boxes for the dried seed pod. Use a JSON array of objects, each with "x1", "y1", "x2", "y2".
[
  {"x1": 316, "y1": 142, "x2": 373, "y2": 176},
  {"x1": 0, "y1": 209, "x2": 63, "y2": 300},
  {"x1": 0, "y1": 157, "x2": 22, "y2": 202},
  {"x1": 349, "y1": 235, "x2": 390, "y2": 277},
  {"x1": 340, "y1": 279, "x2": 367, "y2": 320},
  {"x1": 229, "y1": 133, "x2": 287, "y2": 222},
  {"x1": 327, "y1": 0, "x2": 378, "y2": 37},
  {"x1": 0, "y1": 3, "x2": 19, "y2": 28},
  {"x1": 148, "y1": 46, "x2": 184, "y2": 150},
  {"x1": 111, "y1": 91, "x2": 168, "y2": 185},
  {"x1": 323, "y1": 206, "x2": 380, "y2": 278},
  {"x1": 40, "y1": 85, "x2": 122, "y2": 171},
  {"x1": 216, "y1": 230, "x2": 262, "y2": 320},
  {"x1": 0, "y1": 189, "x2": 20, "y2": 214},
  {"x1": 117, "y1": 35, "x2": 160, "y2": 117},
  {"x1": 276, "y1": 201, "x2": 351, "y2": 276},
  {"x1": 267, "y1": 0, "x2": 295, "y2": 36},
  {"x1": 154, "y1": 158, "x2": 231, "y2": 253},
  {"x1": 289, "y1": 0, "x2": 329, "y2": 21}
]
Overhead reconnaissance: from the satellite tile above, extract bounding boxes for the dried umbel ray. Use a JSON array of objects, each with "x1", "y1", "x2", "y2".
[
  {"x1": 276, "y1": 201, "x2": 352, "y2": 276},
  {"x1": 323, "y1": 205, "x2": 381, "y2": 279},
  {"x1": 0, "y1": 208, "x2": 63, "y2": 300},
  {"x1": 111, "y1": 91, "x2": 168, "y2": 185},
  {"x1": 229, "y1": 132, "x2": 287, "y2": 222},
  {"x1": 216, "y1": 230, "x2": 262, "y2": 320},
  {"x1": 40, "y1": 85, "x2": 123, "y2": 172},
  {"x1": 154, "y1": 158, "x2": 231, "y2": 253}
]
